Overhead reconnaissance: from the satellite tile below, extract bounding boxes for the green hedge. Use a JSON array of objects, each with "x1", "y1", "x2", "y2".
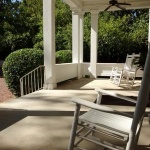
[
  {"x1": 2, "y1": 48, "x2": 44, "y2": 97},
  {"x1": 56, "y1": 50, "x2": 72, "y2": 63}
]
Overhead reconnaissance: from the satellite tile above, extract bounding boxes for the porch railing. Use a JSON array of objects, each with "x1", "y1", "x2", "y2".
[{"x1": 20, "y1": 65, "x2": 45, "y2": 96}]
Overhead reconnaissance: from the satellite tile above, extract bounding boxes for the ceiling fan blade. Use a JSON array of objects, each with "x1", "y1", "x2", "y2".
[
  {"x1": 117, "y1": 2, "x2": 131, "y2": 6},
  {"x1": 115, "y1": 4, "x2": 126, "y2": 10},
  {"x1": 104, "y1": 5, "x2": 112, "y2": 11}
]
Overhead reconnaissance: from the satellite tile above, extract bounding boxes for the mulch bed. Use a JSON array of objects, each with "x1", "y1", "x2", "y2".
[{"x1": 0, "y1": 78, "x2": 15, "y2": 103}]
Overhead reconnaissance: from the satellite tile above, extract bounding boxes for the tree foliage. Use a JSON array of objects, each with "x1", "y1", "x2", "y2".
[
  {"x1": 0, "y1": 0, "x2": 149, "y2": 64},
  {"x1": 0, "y1": 0, "x2": 42, "y2": 59},
  {"x1": 97, "y1": 11, "x2": 148, "y2": 63},
  {"x1": 56, "y1": 50, "x2": 72, "y2": 63},
  {"x1": 55, "y1": 0, "x2": 72, "y2": 51},
  {"x1": 0, "y1": 0, "x2": 21, "y2": 59},
  {"x1": 82, "y1": 10, "x2": 148, "y2": 62}
]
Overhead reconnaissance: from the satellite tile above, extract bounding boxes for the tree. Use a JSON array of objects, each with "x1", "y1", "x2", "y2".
[
  {"x1": 0, "y1": 0, "x2": 43, "y2": 60},
  {"x1": 55, "y1": 0, "x2": 72, "y2": 51},
  {"x1": 0, "y1": 0, "x2": 21, "y2": 59},
  {"x1": 97, "y1": 10, "x2": 148, "y2": 63},
  {"x1": 19, "y1": 0, "x2": 43, "y2": 48},
  {"x1": 27, "y1": 0, "x2": 72, "y2": 51},
  {"x1": 0, "y1": 0, "x2": 149, "y2": 64}
]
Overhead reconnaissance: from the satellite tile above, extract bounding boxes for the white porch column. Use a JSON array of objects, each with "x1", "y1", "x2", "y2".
[
  {"x1": 79, "y1": 13, "x2": 84, "y2": 66},
  {"x1": 43, "y1": 0, "x2": 57, "y2": 89},
  {"x1": 90, "y1": 11, "x2": 98, "y2": 78},
  {"x1": 72, "y1": 11, "x2": 84, "y2": 79}
]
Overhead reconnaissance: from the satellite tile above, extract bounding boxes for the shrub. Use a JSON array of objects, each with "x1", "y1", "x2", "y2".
[
  {"x1": 2, "y1": 48, "x2": 44, "y2": 97},
  {"x1": 56, "y1": 50, "x2": 72, "y2": 63}
]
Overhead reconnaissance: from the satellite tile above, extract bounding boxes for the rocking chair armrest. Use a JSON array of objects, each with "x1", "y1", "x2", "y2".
[
  {"x1": 122, "y1": 69, "x2": 136, "y2": 73},
  {"x1": 117, "y1": 68, "x2": 123, "y2": 71},
  {"x1": 71, "y1": 97, "x2": 132, "y2": 118},
  {"x1": 111, "y1": 66, "x2": 118, "y2": 69},
  {"x1": 95, "y1": 88, "x2": 137, "y2": 104},
  {"x1": 112, "y1": 66, "x2": 123, "y2": 71}
]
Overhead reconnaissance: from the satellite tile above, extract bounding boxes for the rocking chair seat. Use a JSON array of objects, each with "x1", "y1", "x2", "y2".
[{"x1": 79, "y1": 109, "x2": 133, "y2": 141}]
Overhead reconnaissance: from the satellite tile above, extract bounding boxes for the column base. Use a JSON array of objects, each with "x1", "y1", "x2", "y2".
[
  {"x1": 43, "y1": 83, "x2": 57, "y2": 90},
  {"x1": 90, "y1": 74, "x2": 97, "y2": 78}
]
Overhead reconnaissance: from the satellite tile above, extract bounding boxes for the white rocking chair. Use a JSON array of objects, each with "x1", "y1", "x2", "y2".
[
  {"x1": 68, "y1": 88, "x2": 144, "y2": 150},
  {"x1": 110, "y1": 53, "x2": 140, "y2": 88}
]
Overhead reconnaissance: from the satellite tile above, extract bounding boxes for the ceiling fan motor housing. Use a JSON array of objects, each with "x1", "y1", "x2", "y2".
[
  {"x1": 105, "y1": 0, "x2": 131, "y2": 11},
  {"x1": 109, "y1": 0, "x2": 118, "y2": 5}
]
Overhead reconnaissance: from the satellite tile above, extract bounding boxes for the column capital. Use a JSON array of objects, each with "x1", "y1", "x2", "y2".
[
  {"x1": 72, "y1": 10, "x2": 85, "y2": 16},
  {"x1": 90, "y1": 10, "x2": 99, "y2": 15}
]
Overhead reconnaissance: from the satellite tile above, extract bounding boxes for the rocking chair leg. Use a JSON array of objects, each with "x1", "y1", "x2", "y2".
[
  {"x1": 68, "y1": 104, "x2": 81, "y2": 150},
  {"x1": 133, "y1": 119, "x2": 143, "y2": 150}
]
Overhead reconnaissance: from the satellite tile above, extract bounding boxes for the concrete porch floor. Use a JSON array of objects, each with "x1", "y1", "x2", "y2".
[{"x1": 0, "y1": 78, "x2": 150, "y2": 150}]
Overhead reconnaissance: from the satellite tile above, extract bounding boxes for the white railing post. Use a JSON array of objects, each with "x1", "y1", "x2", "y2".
[{"x1": 20, "y1": 78, "x2": 24, "y2": 96}]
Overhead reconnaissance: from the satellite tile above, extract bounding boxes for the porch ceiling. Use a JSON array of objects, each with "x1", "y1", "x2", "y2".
[{"x1": 64, "y1": 0, "x2": 150, "y2": 12}]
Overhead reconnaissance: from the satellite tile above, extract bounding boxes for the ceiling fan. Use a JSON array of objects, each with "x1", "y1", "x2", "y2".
[{"x1": 104, "y1": 0, "x2": 131, "y2": 11}]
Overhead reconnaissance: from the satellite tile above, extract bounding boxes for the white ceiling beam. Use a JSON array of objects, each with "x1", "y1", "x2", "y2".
[
  {"x1": 63, "y1": 0, "x2": 77, "y2": 8},
  {"x1": 64, "y1": 0, "x2": 83, "y2": 10},
  {"x1": 71, "y1": 0, "x2": 83, "y2": 9}
]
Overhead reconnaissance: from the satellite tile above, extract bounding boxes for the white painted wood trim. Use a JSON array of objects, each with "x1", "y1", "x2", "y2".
[
  {"x1": 43, "y1": 0, "x2": 56, "y2": 89},
  {"x1": 90, "y1": 12, "x2": 98, "y2": 78}
]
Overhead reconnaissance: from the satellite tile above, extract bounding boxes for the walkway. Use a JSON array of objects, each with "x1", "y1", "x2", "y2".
[{"x1": 0, "y1": 78, "x2": 149, "y2": 150}]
